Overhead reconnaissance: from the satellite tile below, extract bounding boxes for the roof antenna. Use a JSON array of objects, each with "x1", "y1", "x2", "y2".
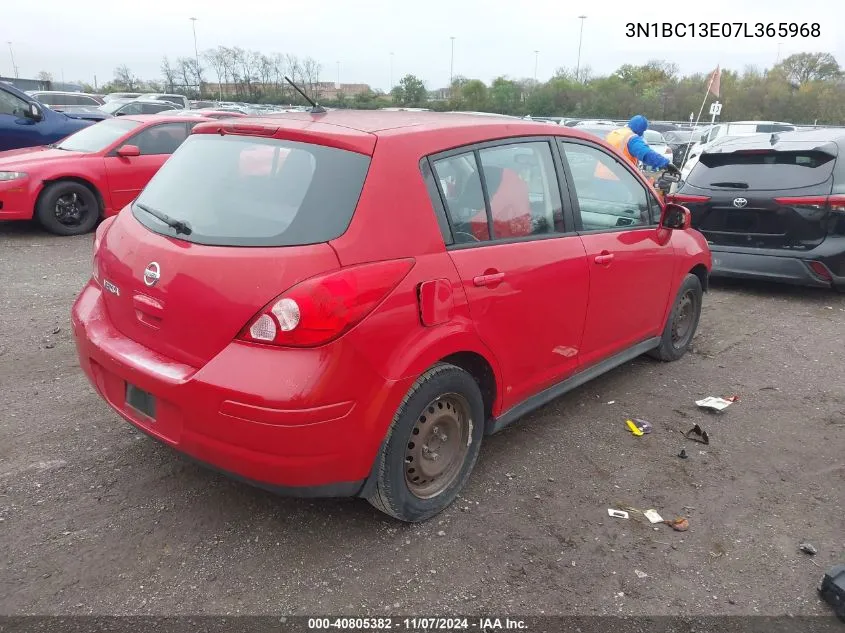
[{"x1": 284, "y1": 76, "x2": 326, "y2": 114}]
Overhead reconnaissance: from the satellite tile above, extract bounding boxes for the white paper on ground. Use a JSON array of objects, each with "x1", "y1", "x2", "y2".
[
  {"x1": 695, "y1": 396, "x2": 734, "y2": 411},
  {"x1": 608, "y1": 509, "x2": 629, "y2": 519},
  {"x1": 644, "y1": 509, "x2": 664, "y2": 524}
]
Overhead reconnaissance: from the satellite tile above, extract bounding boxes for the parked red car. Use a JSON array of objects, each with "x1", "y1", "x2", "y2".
[
  {"x1": 0, "y1": 115, "x2": 210, "y2": 235},
  {"x1": 71, "y1": 112, "x2": 711, "y2": 521}
]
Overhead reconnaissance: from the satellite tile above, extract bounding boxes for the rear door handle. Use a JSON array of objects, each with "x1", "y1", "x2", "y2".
[
  {"x1": 473, "y1": 272, "x2": 505, "y2": 286},
  {"x1": 594, "y1": 253, "x2": 615, "y2": 265}
]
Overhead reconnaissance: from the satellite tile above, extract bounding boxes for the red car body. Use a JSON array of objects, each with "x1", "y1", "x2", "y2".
[
  {"x1": 0, "y1": 115, "x2": 210, "y2": 224},
  {"x1": 71, "y1": 111, "x2": 711, "y2": 517}
]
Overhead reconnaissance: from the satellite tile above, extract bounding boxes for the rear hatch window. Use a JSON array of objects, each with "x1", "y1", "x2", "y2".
[
  {"x1": 132, "y1": 135, "x2": 371, "y2": 246},
  {"x1": 687, "y1": 150, "x2": 836, "y2": 191}
]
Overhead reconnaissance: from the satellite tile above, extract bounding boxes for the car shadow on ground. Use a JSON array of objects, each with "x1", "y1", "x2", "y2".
[
  {"x1": 709, "y1": 277, "x2": 843, "y2": 302},
  {"x1": 0, "y1": 220, "x2": 95, "y2": 244}
]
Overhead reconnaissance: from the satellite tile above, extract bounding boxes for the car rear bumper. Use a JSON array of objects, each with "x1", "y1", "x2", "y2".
[
  {"x1": 71, "y1": 282, "x2": 410, "y2": 495},
  {"x1": 709, "y1": 245, "x2": 845, "y2": 289}
]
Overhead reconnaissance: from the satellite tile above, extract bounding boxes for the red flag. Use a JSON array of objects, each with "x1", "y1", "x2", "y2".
[{"x1": 707, "y1": 65, "x2": 721, "y2": 97}]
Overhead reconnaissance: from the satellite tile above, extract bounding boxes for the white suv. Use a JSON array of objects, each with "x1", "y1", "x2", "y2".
[{"x1": 683, "y1": 121, "x2": 796, "y2": 169}]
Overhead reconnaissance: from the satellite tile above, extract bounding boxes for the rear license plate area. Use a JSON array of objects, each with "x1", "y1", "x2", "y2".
[{"x1": 126, "y1": 383, "x2": 156, "y2": 419}]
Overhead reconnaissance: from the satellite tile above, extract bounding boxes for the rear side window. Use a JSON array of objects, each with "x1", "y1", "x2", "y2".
[
  {"x1": 478, "y1": 142, "x2": 563, "y2": 238},
  {"x1": 431, "y1": 141, "x2": 563, "y2": 244},
  {"x1": 688, "y1": 150, "x2": 836, "y2": 191},
  {"x1": 142, "y1": 103, "x2": 174, "y2": 114},
  {"x1": 133, "y1": 135, "x2": 371, "y2": 247},
  {"x1": 432, "y1": 152, "x2": 489, "y2": 242}
]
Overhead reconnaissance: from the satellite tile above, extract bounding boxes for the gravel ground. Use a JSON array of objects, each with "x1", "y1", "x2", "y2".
[{"x1": 1, "y1": 221, "x2": 843, "y2": 617}]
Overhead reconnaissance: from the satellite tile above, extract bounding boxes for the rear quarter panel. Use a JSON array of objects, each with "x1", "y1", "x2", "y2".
[{"x1": 331, "y1": 133, "x2": 505, "y2": 413}]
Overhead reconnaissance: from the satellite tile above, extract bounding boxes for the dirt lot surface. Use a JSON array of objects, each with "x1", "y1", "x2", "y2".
[{"x1": 1, "y1": 222, "x2": 844, "y2": 618}]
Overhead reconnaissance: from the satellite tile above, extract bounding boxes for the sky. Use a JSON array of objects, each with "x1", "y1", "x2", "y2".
[{"x1": 3, "y1": 0, "x2": 843, "y2": 92}]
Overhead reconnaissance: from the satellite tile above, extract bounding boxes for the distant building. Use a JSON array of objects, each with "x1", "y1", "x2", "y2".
[
  {"x1": 51, "y1": 81, "x2": 85, "y2": 93},
  {"x1": 0, "y1": 76, "x2": 50, "y2": 91},
  {"x1": 0, "y1": 77, "x2": 85, "y2": 93},
  {"x1": 205, "y1": 81, "x2": 371, "y2": 101},
  {"x1": 315, "y1": 82, "x2": 371, "y2": 100}
]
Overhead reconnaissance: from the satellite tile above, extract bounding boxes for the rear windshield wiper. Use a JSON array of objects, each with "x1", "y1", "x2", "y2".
[
  {"x1": 134, "y1": 202, "x2": 192, "y2": 236},
  {"x1": 710, "y1": 181, "x2": 749, "y2": 189}
]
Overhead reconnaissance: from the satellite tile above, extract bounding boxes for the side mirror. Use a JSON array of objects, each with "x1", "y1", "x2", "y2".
[
  {"x1": 661, "y1": 203, "x2": 691, "y2": 230},
  {"x1": 27, "y1": 102, "x2": 43, "y2": 122},
  {"x1": 116, "y1": 144, "x2": 141, "y2": 158}
]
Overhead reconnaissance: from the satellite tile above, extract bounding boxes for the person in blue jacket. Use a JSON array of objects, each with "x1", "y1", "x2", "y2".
[{"x1": 604, "y1": 115, "x2": 681, "y2": 173}]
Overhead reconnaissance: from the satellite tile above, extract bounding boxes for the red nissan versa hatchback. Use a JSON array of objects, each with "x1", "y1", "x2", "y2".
[{"x1": 71, "y1": 111, "x2": 711, "y2": 522}]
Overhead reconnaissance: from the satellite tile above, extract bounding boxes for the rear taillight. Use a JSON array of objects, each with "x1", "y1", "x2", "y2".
[
  {"x1": 239, "y1": 259, "x2": 415, "y2": 348},
  {"x1": 667, "y1": 194, "x2": 711, "y2": 204},
  {"x1": 774, "y1": 195, "x2": 845, "y2": 213},
  {"x1": 92, "y1": 216, "x2": 116, "y2": 284}
]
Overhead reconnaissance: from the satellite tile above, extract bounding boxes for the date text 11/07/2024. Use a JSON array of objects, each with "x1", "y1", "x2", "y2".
[
  {"x1": 307, "y1": 617, "x2": 528, "y2": 631},
  {"x1": 625, "y1": 22, "x2": 820, "y2": 38}
]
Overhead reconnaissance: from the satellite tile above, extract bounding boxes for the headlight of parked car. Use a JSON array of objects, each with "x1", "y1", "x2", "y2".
[{"x1": 0, "y1": 172, "x2": 27, "y2": 181}]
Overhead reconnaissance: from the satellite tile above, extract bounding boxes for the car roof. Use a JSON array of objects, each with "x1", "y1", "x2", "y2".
[
  {"x1": 723, "y1": 120, "x2": 794, "y2": 126},
  {"x1": 121, "y1": 114, "x2": 213, "y2": 125},
  {"x1": 30, "y1": 90, "x2": 99, "y2": 96},
  {"x1": 192, "y1": 110, "x2": 579, "y2": 155}
]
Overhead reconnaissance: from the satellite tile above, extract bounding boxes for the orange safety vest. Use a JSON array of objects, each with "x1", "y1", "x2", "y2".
[
  {"x1": 595, "y1": 126, "x2": 637, "y2": 180},
  {"x1": 605, "y1": 127, "x2": 637, "y2": 164}
]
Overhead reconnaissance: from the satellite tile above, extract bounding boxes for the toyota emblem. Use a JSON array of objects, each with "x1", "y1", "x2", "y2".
[
  {"x1": 732, "y1": 197, "x2": 748, "y2": 208},
  {"x1": 143, "y1": 262, "x2": 161, "y2": 287}
]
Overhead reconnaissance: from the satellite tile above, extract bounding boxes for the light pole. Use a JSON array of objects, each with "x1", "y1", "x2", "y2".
[
  {"x1": 534, "y1": 50, "x2": 539, "y2": 84},
  {"x1": 576, "y1": 15, "x2": 587, "y2": 82},
  {"x1": 336, "y1": 61, "x2": 341, "y2": 90},
  {"x1": 7, "y1": 41, "x2": 18, "y2": 79},
  {"x1": 389, "y1": 52, "x2": 394, "y2": 91},
  {"x1": 449, "y1": 36, "x2": 456, "y2": 87},
  {"x1": 189, "y1": 17, "x2": 200, "y2": 94}
]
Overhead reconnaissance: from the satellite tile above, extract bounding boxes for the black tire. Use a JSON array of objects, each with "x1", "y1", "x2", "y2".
[
  {"x1": 367, "y1": 363, "x2": 485, "y2": 522},
  {"x1": 650, "y1": 273, "x2": 703, "y2": 362},
  {"x1": 35, "y1": 181, "x2": 100, "y2": 236}
]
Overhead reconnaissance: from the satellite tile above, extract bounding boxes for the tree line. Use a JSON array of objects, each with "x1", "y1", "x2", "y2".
[
  {"x1": 66, "y1": 51, "x2": 844, "y2": 124},
  {"x1": 407, "y1": 53, "x2": 845, "y2": 125}
]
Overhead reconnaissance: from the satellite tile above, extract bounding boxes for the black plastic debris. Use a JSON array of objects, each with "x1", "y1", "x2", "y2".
[{"x1": 685, "y1": 424, "x2": 710, "y2": 445}]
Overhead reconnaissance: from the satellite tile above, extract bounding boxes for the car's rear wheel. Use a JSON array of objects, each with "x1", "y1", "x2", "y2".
[
  {"x1": 367, "y1": 363, "x2": 484, "y2": 522},
  {"x1": 35, "y1": 181, "x2": 100, "y2": 236},
  {"x1": 650, "y1": 273, "x2": 703, "y2": 361}
]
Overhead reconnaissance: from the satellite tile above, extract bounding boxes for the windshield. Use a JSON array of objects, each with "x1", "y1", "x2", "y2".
[
  {"x1": 56, "y1": 119, "x2": 141, "y2": 152},
  {"x1": 132, "y1": 135, "x2": 371, "y2": 247},
  {"x1": 644, "y1": 130, "x2": 665, "y2": 144},
  {"x1": 99, "y1": 100, "x2": 133, "y2": 114},
  {"x1": 664, "y1": 130, "x2": 701, "y2": 143}
]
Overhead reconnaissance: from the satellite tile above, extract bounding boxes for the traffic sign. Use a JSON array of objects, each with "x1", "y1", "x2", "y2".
[{"x1": 709, "y1": 101, "x2": 722, "y2": 116}]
